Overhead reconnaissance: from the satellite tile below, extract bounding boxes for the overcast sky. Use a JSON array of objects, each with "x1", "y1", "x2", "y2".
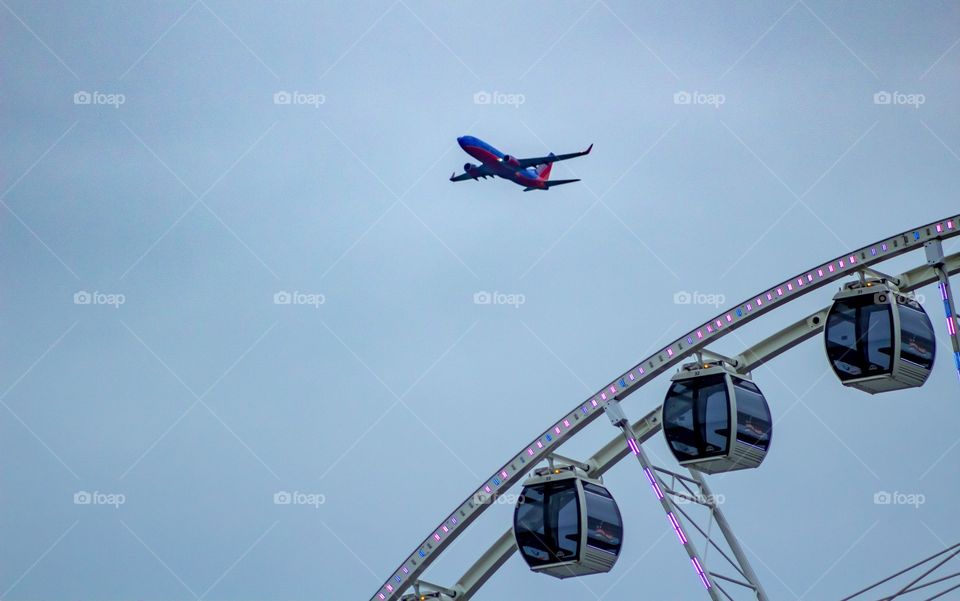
[{"x1": 2, "y1": 1, "x2": 960, "y2": 600}]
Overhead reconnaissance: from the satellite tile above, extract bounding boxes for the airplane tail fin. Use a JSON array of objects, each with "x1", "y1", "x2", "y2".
[{"x1": 535, "y1": 154, "x2": 556, "y2": 180}]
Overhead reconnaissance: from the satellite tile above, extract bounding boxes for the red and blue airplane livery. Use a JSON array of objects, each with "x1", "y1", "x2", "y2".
[{"x1": 450, "y1": 135, "x2": 592, "y2": 191}]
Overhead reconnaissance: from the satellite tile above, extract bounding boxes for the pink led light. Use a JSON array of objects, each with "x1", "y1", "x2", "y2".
[
  {"x1": 693, "y1": 558, "x2": 711, "y2": 589},
  {"x1": 433, "y1": 533, "x2": 441, "y2": 541},
  {"x1": 667, "y1": 348, "x2": 674, "y2": 357},
  {"x1": 591, "y1": 399, "x2": 598, "y2": 407},
  {"x1": 948, "y1": 317, "x2": 957, "y2": 337},
  {"x1": 797, "y1": 277, "x2": 804, "y2": 286},
  {"x1": 386, "y1": 585, "x2": 394, "y2": 593},
  {"x1": 629, "y1": 373, "x2": 635, "y2": 381},
  {"x1": 937, "y1": 223, "x2": 943, "y2": 232},
  {"x1": 537, "y1": 440, "x2": 544, "y2": 448},
  {"x1": 609, "y1": 385, "x2": 617, "y2": 394},
  {"x1": 600, "y1": 392, "x2": 607, "y2": 400},
  {"x1": 706, "y1": 324, "x2": 713, "y2": 333},
  {"x1": 563, "y1": 419, "x2": 570, "y2": 428},
  {"x1": 726, "y1": 314, "x2": 733, "y2": 322},
  {"x1": 697, "y1": 330, "x2": 703, "y2": 338},
  {"x1": 767, "y1": 293, "x2": 773, "y2": 300},
  {"x1": 484, "y1": 485, "x2": 491, "y2": 493},
  {"x1": 807, "y1": 274, "x2": 814, "y2": 282},
  {"x1": 746, "y1": 303, "x2": 753, "y2": 311},
  {"x1": 527, "y1": 448, "x2": 534, "y2": 456},
  {"x1": 849, "y1": 255, "x2": 856, "y2": 264},
  {"x1": 379, "y1": 593, "x2": 386, "y2": 599},
  {"x1": 756, "y1": 297, "x2": 763, "y2": 306},
  {"x1": 442, "y1": 525, "x2": 449, "y2": 532},
  {"x1": 839, "y1": 259, "x2": 845, "y2": 268},
  {"x1": 949, "y1": 220, "x2": 954, "y2": 229},
  {"x1": 639, "y1": 367, "x2": 645, "y2": 375},
  {"x1": 818, "y1": 268, "x2": 824, "y2": 277},
  {"x1": 501, "y1": 470, "x2": 508, "y2": 478},
  {"x1": 776, "y1": 288, "x2": 783, "y2": 296},
  {"x1": 667, "y1": 512, "x2": 687, "y2": 544},
  {"x1": 828, "y1": 264, "x2": 835, "y2": 273},
  {"x1": 787, "y1": 283, "x2": 793, "y2": 291},
  {"x1": 554, "y1": 426, "x2": 561, "y2": 435},
  {"x1": 644, "y1": 467, "x2": 656, "y2": 485}
]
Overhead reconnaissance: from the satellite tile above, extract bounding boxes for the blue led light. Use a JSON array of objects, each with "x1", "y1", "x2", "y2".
[
  {"x1": 395, "y1": 576, "x2": 401, "y2": 583},
  {"x1": 419, "y1": 550, "x2": 426, "y2": 558},
  {"x1": 736, "y1": 308, "x2": 743, "y2": 317},
  {"x1": 619, "y1": 378, "x2": 626, "y2": 388},
  {"x1": 914, "y1": 231, "x2": 921, "y2": 240},
  {"x1": 545, "y1": 434, "x2": 553, "y2": 442},
  {"x1": 492, "y1": 477, "x2": 501, "y2": 486}
]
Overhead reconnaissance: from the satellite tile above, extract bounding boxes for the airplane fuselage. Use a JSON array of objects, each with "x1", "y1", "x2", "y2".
[{"x1": 457, "y1": 136, "x2": 546, "y2": 189}]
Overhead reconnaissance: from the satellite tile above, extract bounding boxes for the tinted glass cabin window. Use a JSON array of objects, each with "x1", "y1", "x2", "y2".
[
  {"x1": 732, "y1": 377, "x2": 771, "y2": 450},
  {"x1": 514, "y1": 481, "x2": 580, "y2": 567},
  {"x1": 826, "y1": 296, "x2": 893, "y2": 380},
  {"x1": 582, "y1": 483, "x2": 622, "y2": 555},
  {"x1": 663, "y1": 374, "x2": 730, "y2": 462},
  {"x1": 898, "y1": 302, "x2": 935, "y2": 370}
]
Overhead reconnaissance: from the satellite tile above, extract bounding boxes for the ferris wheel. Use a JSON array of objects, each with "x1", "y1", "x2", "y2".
[{"x1": 369, "y1": 215, "x2": 960, "y2": 601}]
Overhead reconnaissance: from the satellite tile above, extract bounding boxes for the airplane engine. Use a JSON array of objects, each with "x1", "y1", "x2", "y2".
[
  {"x1": 502, "y1": 155, "x2": 521, "y2": 167},
  {"x1": 464, "y1": 163, "x2": 481, "y2": 178}
]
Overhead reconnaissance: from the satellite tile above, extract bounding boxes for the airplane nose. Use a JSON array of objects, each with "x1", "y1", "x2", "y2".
[{"x1": 457, "y1": 136, "x2": 466, "y2": 146}]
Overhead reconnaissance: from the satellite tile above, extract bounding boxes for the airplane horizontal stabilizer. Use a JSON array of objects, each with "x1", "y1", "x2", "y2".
[
  {"x1": 544, "y1": 178, "x2": 580, "y2": 188},
  {"x1": 523, "y1": 179, "x2": 581, "y2": 191}
]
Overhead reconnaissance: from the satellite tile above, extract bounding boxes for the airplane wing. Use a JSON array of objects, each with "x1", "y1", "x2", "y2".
[
  {"x1": 517, "y1": 144, "x2": 592, "y2": 168},
  {"x1": 450, "y1": 164, "x2": 493, "y2": 182}
]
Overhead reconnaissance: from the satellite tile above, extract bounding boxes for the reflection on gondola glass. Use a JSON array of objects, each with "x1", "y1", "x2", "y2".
[
  {"x1": 899, "y1": 300, "x2": 935, "y2": 369},
  {"x1": 733, "y1": 378, "x2": 771, "y2": 451},
  {"x1": 514, "y1": 481, "x2": 579, "y2": 567},
  {"x1": 662, "y1": 374, "x2": 730, "y2": 462},
  {"x1": 583, "y1": 483, "x2": 623, "y2": 556},
  {"x1": 825, "y1": 295, "x2": 893, "y2": 379}
]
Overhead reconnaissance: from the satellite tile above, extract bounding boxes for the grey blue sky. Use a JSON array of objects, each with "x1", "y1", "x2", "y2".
[{"x1": 2, "y1": 1, "x2": 960, "y2": 600}]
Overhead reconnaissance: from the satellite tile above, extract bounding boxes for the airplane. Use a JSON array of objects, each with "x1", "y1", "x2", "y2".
[{"x1": 450, "y1": 135, "x2": 592, "y2": 191}]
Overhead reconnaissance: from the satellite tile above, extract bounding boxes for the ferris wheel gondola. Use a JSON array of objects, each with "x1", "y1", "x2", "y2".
[
  {"x1": 824, "y1": 281, "x2": 936, "y2": 393},
  {"x1": 662, "y1": 362, "x2": 773, "y2": 474},
  {"x1": 513, "y1": 467, "x2": 623, "y2": 578}
]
